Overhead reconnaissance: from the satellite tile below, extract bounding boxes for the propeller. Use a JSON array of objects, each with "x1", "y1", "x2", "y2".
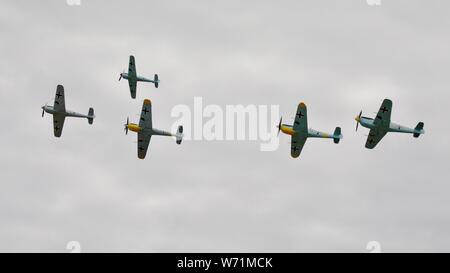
[
  {"x1": 41, "y1": 104, "x2": 47, "y2": 117},
  {"x1": 119, "y1": 69, "x2": 126, "y2": 81},
  {"x1": 124, "y1": 117, "x2": 129, "y2": 135},
  {"x1": 277, "y1": 117, "x2": 283, "y2": 136},
  {"x1": 355, "y1": 110, "x2": 362, "y2": 131}
]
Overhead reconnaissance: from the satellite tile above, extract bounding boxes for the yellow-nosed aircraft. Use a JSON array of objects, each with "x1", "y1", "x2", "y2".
[
  {"x1": 124, "y1": 99, "x2": 183, "y2": 159},
  {"x1": 278, "y1": 102, "x2": 343, "y2": 158}
]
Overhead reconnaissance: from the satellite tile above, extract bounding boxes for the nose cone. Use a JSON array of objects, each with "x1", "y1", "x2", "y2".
[{"x1": 355, "y1": 115, "x2": 360, "y2": 122}]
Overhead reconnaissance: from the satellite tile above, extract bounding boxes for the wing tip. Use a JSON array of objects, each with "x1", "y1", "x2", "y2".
[{"x1": 365, "y1": 144, "x2": 375, "y2": 149}]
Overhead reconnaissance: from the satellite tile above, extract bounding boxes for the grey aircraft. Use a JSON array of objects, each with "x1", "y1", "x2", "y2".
[
  {"x1": 124, "y1": 99, "x2": 183, "y2": 159},
  {"x1": 278, "y1": 102, "x2": 343, "y2": 158},
  {"x1": 119, "y1": 55, "x2": 160, "y2": 99},
  {"x1": 42, "y1": 85, "x2": 95, "y2": 137},
  {"x1": 355, "y1": 98, "x2": 425, "y2": 149}
]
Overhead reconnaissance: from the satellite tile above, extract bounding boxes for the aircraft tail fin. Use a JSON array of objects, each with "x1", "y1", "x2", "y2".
[
  {"x1": 176, "y1": 125, "x2": 183, "y2": 144},
  {"x1": 154, "y1": 74, "x2": 159, "y2": 88},
  {"x1": 413, "y1": 122, "x2": 424, "y2": 138},
  {"x1": 88, "y1": 108, "x2": 94, "y2": 125},
  {"x1": 333, "y1": 127, "x2": 343, "y2": 144}
]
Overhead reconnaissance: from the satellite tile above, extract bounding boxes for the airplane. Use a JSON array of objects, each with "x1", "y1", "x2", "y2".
[
  {"x1": 119, "y1": 55, "x2": 160, "y2": 99},
  {"x1": 41, "y1": 85, "x2": 95, "y2": 137},
  {"x1": 277, "y1": 102, "x2": 343, "y2": 158},
  {"x1": 124, "y1": 99, "x2": 183, "y2": 159},
  {"x1": 355, "y1": 98, "x2": 425, "y2": 149}
]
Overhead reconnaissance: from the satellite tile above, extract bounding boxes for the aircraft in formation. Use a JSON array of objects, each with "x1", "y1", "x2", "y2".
[
  {"x1": 355, "y1": 99, "x2": 425, "y2": 149},
  {"x1": 277, "y1": 102, "x2": 343, "y2": 158},
  {"x1": 41, "y1": 55, "x2": 425, "y2": 159},
  {"x1": 41, "y1": 85, "x2": 95, "y2": 137},
  {"x1": 119, "y1": 55, "x2": 160, "y2": 99},
  {"x1": 123, "y1": 99, "x2": 183, "y2": 159}
]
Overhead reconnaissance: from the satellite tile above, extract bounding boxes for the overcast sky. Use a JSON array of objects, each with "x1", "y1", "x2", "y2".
[{"x1": 1, "y1": 0, "x2": 450, "y2": 252}]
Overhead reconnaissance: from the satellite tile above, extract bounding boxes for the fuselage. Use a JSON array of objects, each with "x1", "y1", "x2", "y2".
[
  {"x1": 120, "y1": 73, "x2": 156, "y2": 83},
  {"x1": 125, "y1": 122, "x2": 173, "y2": 137},
  {"x1": 357, "y1": 116, "x2": 421, "y2": 134},
  {"x1": 280, "y1": 124, "x2": 333, "y2": 138},
  {"x1": 42, "y1": 105, "x2": 90, "y2": 119}
]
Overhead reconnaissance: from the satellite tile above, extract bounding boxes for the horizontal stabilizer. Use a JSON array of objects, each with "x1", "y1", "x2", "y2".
[
  {"x1": 176, "y1": 125, "x2": 183, "y2": 144},
  {"x1": 413, "y1": 122, "x2": 424, "y2": 138},
  {"x1": 333, "y1": 127, "x2": 343, "y2": 144},
  {"x1": 88, "y1": 108, "x2": 95, "y2": 125},
  {"x1": 154, "y1": 74, "x2": 159, "y2": 88}
]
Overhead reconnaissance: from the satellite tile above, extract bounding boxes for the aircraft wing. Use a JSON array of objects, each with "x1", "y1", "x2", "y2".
[
  {"x1": 128, "y1": 55, "x2": 138, "y2": 98},
  {"x1": 53, "y1": 114, "x2": 66, "y2": 137},
  {"x1": 54, "y1": 85, "x2": 66, "y2": 112},
  {"x1": 373, "y1": 99, "x2": 392, "y2": 128},
  {"x1": 365, "y1": 128, "x2": 388, "y2": 149},
  {"x1": 137, "y1": 133, "x2": 151, "y2": 159},
  {"x1": 293, "y1": 102, "x2": 308, "y2": 133},
  {"x1": 128, "y1": 55, "x2": 137, "y2": 78},
  {"x1": 136, "y1": 99, "x2": 153, "y2": 159},
  {"x1": 138, "y1": 99, "x2": 152, "y2": 129},
  {"x1": 128, "y1": 80, "x2": 137, "y2": 99},
  {"x1": 291, "y1": 135, "x2": 307, "y2": 158}
]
